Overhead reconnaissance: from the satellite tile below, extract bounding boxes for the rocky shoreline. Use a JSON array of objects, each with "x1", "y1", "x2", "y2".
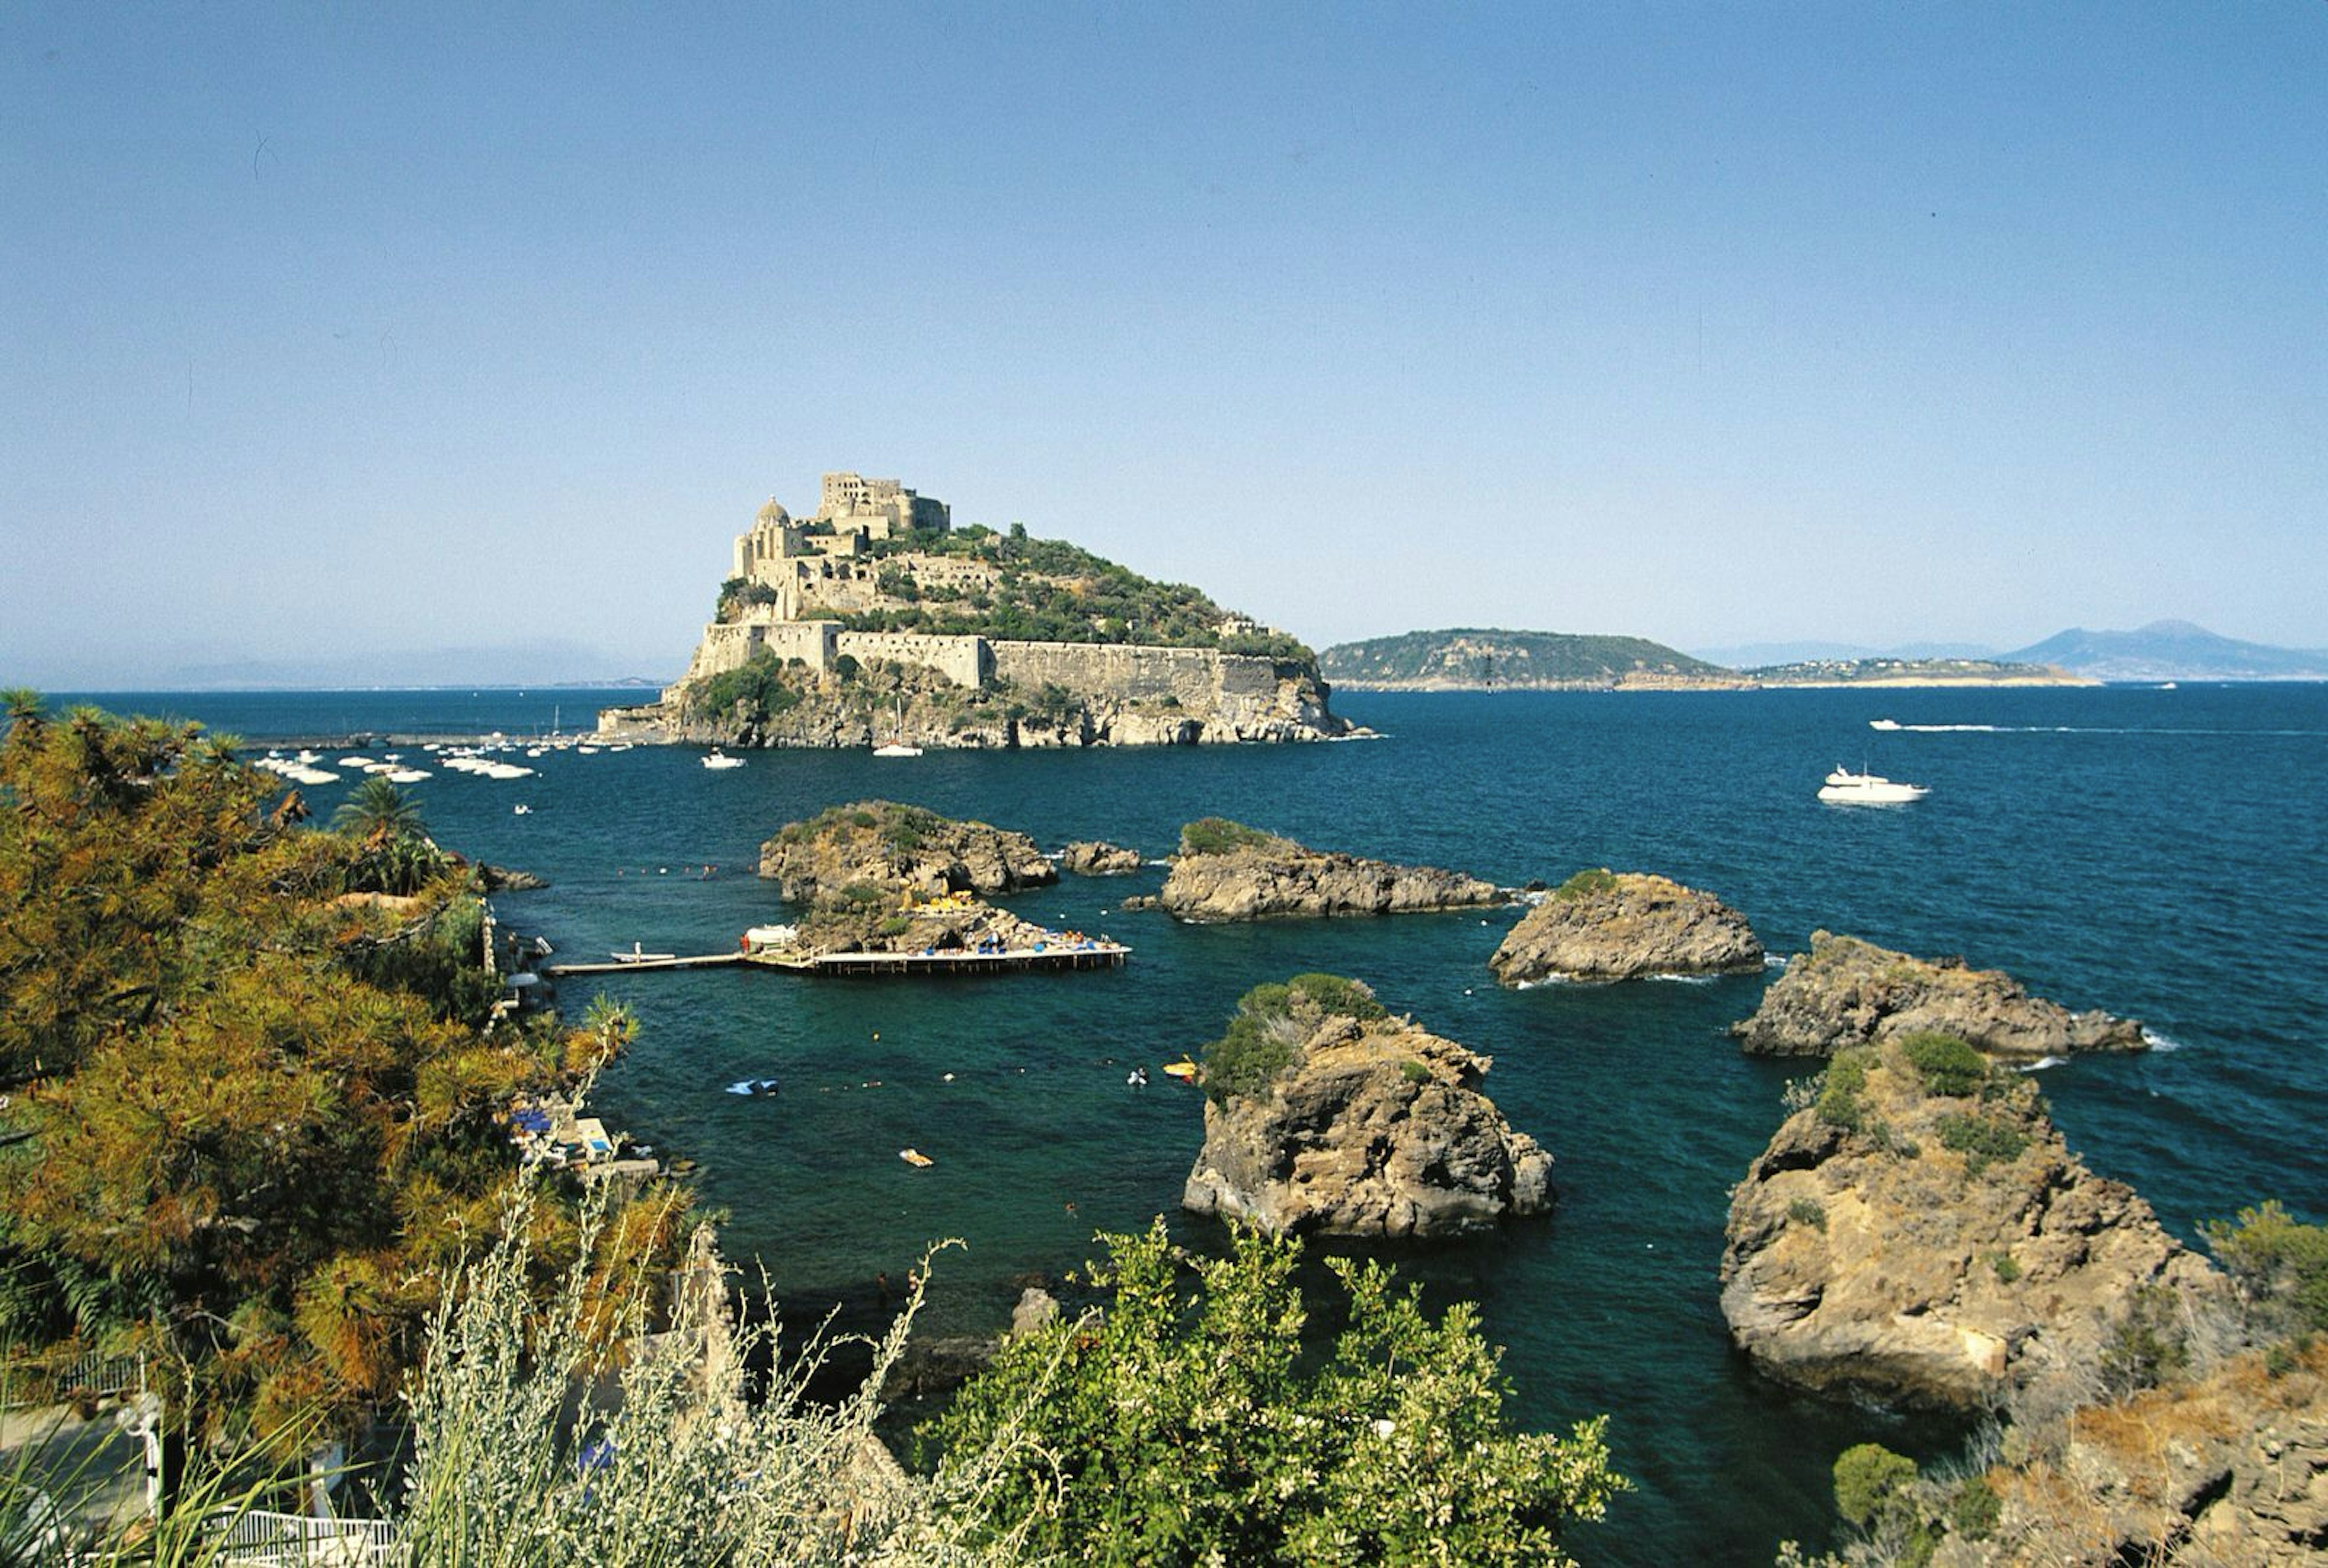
[
  {"x1": 1733, "y1": 931, "x2": 2147, "y2": 1060},
  {"x1": 1181, "y1": 976, "x2": 1552, "y2": 1239},
  {"x1": 1488, "y1": 869, "x2": 1763, "y2": 984},
  {"x1": 1158, "y1": 818, "x2": 1508, "y2": 921}
]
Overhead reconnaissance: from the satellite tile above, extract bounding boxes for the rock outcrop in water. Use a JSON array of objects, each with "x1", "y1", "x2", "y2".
[
  {"x1": 1731, "y1": 931, "x2": 2145, "y2": 1061},
  {"x1": 1181, "y1": 975, "x2": 1552, "y2": 1239},
  {"x1": 1720, "y1": 1033, "x2": 2226, "y2": 1413},
  {"x1": 1159, "y1": 818, "x2": 1505, "y2": 922},
  {"x1": 1488, "y1": 869, "x2": 1763, "y2": 984},
  {"x1": 1059, "y1": 840, "x2": 1142, "y2": 876},
  {"x1": 757, "y1": 801, "x2": 1056, "y2": 902}
]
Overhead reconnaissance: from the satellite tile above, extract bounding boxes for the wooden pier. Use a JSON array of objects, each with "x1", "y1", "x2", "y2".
[{"x1": 544, "y1": 944, "x2": 1128, "y2": 979}]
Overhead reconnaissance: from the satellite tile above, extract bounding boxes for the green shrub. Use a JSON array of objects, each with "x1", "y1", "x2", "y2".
[
  {"x1": 1815, "y1": 1049, "x2": 1875, "y2": 1131},
  {"x1": 1901, "y1": 1032, "x2": 1987, "y2": 1098},
  {"x1": 850, "y1": 809, "x2": 879, "y2": 829},
  {"x1": 1988, "y1": 1250, "x2": 2022, "y2": 1283},
  {"x1": 1947, "y1": 1476, "x2": 2002, "y2": 1540},
  {"x1": 1788, "y1": 1197, "x2": 1828, "y2": 1232},
  {"x1": 1179, "y1": 816, "x2": 1289, "y2": 856},
  {"x1": 1202, "y1": 974, "x2": 1387, "y2": 1103},
  {"x1": 1400, "y1": 1059, "x2": 1432, "y2": 1086},
  {"x1": 877, "y1": 916, "x2": 912, "y2": 938},
  {"x1": 2101, "y1": 1284, "x2": 2191, "y2": 1395},
  {"x1": 1833, "y1": 1442, "x2": 1918, "y2": 1529},
  {"x1": 1554, "y1": 868, "x2": 1620, "y2": 900},
  {"x1": 2204, "y1": 1200, "x2": 2328, "y2": 1336},
  {"x1": 1935, "y1": 1113, "x2": 2030, "y2": 1176},
  {"x1": 917, "y1": 1219, "x2": 1625, "y2": 1564}
]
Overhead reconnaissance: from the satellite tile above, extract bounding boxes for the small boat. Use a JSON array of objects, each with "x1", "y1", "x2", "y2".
[
  {"x1": 898, "y1": 1147, "x2": 935, "y2": 1168},
  {"x1": 513, "y1": 804, "x2": 532, "y2": 815},
  {"x1": 725, "y1": 1078, "x2": 780, "y2": 1097},
  {"x1": 701, "y1": 749, "x2": 747, "y2": 770},
  {"x1": 611, "y1": 942, "x2": 677, "y2": 963},
  {"x1": 1868, "y1": 718, "x2": 1902, "y2": 731},
  {"x1": 872, "y1": 741, "x2": 923, "y2": 758},
  {"x1": 1161, "y1": 1057, "x2": 1202, "y2": 1082},
  {"x1": 1818, "y1": 767, "x2": 1930, "y2": 806}
]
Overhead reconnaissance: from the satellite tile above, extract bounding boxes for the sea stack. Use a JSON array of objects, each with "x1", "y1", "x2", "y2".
[
  {"x1": 1182, "y1": 975, "x2": 1553, "y2": 1239},
  {"x1": 1719, "y1": 1033, "x2": 2226, "y2": 1412},
  {"x1": 1731, "y1": 930, "x2": 2146, "y2": 1060},
  {"x1": 1488, "y1": 869, "x2": 1763, "y2": 985},
  {"x1": 1159, "y1": 818, "x2": 1505, "y2": 922}
]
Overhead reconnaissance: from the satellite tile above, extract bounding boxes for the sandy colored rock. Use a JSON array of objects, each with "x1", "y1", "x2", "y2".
[
  {"x1": 1732, "y1": 930, "x2": 2145, "y2": 1060},
  {"x1": 1060, "y1": 840, "x2": 1143, "y2": 875},
  {"x1": 1182, "y1": 979, "x2": 1551, "y2": 1239},
  {"x1": 1160, "y1": 818, "x2": 1504, "y2": 922},
  {"x1": 1719, "y1": 1036, "x2": 2227, "y2": 1413},
  {"x1": 1488, "y1": 869, "x2": 1763, "y2": 984},
  {"x1": 1922, "y1": 1341, "x2": 2328, "y2": 1566},
  {"x1": 757, "y1": 800, "x2": 1056, "y2": 902}
]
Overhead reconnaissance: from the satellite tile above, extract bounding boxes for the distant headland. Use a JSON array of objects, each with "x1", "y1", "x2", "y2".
[
  {"x1": 597, "y1": 473, "x2": 1354, "y2": 749},
  {"x1": 1318, "y1": 629, "x2": 2088, "y2": 691}
]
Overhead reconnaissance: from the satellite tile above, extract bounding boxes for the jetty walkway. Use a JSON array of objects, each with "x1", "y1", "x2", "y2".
[{"x1": 544, "y1": 943, "x2": 1129, "y2": 979}]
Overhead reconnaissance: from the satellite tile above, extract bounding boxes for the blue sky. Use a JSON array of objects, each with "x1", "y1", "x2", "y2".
[{"x1": 4, "y1": 3, "x2": 2323, "y2": 684}]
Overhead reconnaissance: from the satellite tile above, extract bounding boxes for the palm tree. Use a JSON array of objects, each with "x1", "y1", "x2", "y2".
[{"x1": 332, "y1": 776, "x2": 426, "y2": 844}]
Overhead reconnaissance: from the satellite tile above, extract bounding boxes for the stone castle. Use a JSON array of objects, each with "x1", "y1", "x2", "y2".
[{"x1": 601, "y1": 474, "x2": 1347, "y2": 747}]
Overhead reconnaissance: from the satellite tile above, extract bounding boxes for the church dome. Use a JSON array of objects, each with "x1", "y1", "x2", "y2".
[{"x1": 755, "y1": 497, "x2": 791, "y2": 526}]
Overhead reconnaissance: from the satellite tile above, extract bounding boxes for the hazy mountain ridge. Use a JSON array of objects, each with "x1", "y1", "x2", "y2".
[{"x1": 2002, "y1": 621, "x2": 2328, "y2": 682}]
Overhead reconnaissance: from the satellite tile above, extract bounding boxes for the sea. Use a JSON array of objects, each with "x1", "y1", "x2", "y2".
[{"x1": 56, "y1": 681, "x2": 2328, "y2": 1563}]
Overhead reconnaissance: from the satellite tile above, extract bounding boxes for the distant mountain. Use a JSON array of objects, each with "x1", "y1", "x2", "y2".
[
  {"x1": 1692, "y1": 639, "x2": 2001, "y2": 667},
  {"x1": 2002, "y1": 621, "x2": 2328, "y2": 682},
  {"x1": 154, "y1": 641, "x2": 663, "y2": 690},
  {"x1": 1319, "y1": 629, "x2": 1735, "y2": 690}
]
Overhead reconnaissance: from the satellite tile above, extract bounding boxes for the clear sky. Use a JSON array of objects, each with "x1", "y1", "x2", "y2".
[{"x1": 5, "y1": 3, "x2": 2323, "y2": 686}]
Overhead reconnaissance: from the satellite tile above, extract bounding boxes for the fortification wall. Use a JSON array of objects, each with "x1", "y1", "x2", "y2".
[
  {"x1": 988, "y1": 641, "x2": 1281, "y2": 710},
  {"x1": 674, "y1": 619, "x2": 838, "y2": 695},
  {"x1": 835, "y1": 631, "x2": 989, "y2": 687}
]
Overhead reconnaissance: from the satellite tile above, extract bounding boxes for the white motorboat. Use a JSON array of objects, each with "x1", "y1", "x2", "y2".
[
  {"x1": 1868, "y1": 718, "x2": 1901, "y2": 731},
  {"x1": 872, "y1": 741, "x2": 923, "y2": 758},
  {"x1": 612, "y1": 942, "x2": 677, "y2": 963},
  {"x1": 1818, "y1": 767, "x2": 1929, "y2": 805},
  {"x1": 701, "y1": 749, "x2": 746, "y2": 770}
]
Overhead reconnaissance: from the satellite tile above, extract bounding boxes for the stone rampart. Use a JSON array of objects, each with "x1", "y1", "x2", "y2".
[
  {"x1": 674, "y1": 619, "x2": 838, "y2": 695},
  {"x1": 835, "y1": 631, "x2": 989, "y2": 687},
  {"x1": 989, "y1": 641, "x2": 1280, "y2": 712}
]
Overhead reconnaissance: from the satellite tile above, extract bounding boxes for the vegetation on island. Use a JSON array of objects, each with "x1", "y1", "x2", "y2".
[
  {"x1": 828, "y1": 524, "x2": 1315, "y2": 661},
  {"x1": 1202, "y1": 973, "x2": 1390, "y2": 1104},
  {"x1": 917, "y1": 1218, "x2": 1626, "y2": 1564},
  {"x1": 1176, "y1": 815, "x2": 1297, "y2": 858},
  {"x1": 1319, "y1": 628, "x2": 1728, "y2": 688},
  {"x1": 0, "y1": 695, "x2": 682, "y2": 1446}
]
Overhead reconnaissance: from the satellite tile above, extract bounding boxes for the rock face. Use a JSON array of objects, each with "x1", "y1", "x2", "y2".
[
  {"x1": 758, "y1": 801, "x2": 1057, "y2": 902},
  {"x1": 1488, "y1": 869, "x2": 1763, "y2": 985},
  {"x1": 1059, "y1": 841, "x2": 1143, "y2": 876},
  {"x1": 1731, "y1": 930, "x2": 2146, "y2": 1060},
  {"x1": 1936, "y1": 1341, "x2": 2328, "y2": 1567},
  {"x1": 1719, "y1": 1035, "x2": 2227, "y2": 1413},
  {"x1": 1182, "y1": 978, "x2": 1552, "y2": 1239},
  {"x1": 1159, "y1": 819, "x2": 1505, "y2": 922}
]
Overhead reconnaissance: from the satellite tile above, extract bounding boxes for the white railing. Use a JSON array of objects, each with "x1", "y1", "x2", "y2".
[
  {"x1": 209, "y1": 1510, "x2": 406, "y2": 1566},
  {"x1": 0, "y1": 1349, "x2": 145, "y2": 1408}
]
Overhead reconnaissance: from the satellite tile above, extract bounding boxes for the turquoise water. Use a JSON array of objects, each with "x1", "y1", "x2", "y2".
[{"x1": 75, "y1": 683, "x2": 2328, "y2": 1561}]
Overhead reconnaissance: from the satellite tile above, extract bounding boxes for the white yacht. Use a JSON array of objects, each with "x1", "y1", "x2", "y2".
[
  {"x1": 872, "y1": 740, "x2": 924, "y2": 758},
  {"x1": 1818, "y1": 767, "x2": 1929, "y2": 806},
  {"x1": 701, "y1": 749, "x2": 747, "y2": 770}
]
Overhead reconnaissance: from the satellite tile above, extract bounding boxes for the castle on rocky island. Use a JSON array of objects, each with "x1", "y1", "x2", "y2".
[{"x1": 596, "y1": 474, "x2": 1349, "y2": 748}]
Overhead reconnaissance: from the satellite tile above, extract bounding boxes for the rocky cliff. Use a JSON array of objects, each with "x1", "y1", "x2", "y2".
[
  {"x1": 758, "y1": 801, "x2": 1056, "y2": 902},
  {"x1": 1059, "y1": 841, "x2": 1142, "y2": 875},
  {"x1": 1182, "y1": 976, "x2": 1553, "y2": 1239},
  {"x1": 1925, "y1": 1341, "x2": 2328, "y2": 1565},
  {"x1": 1720, "y1": 1034, "x2": 2227, "y2": 1413},
  {"x1": 1159, "y1": 818, "x2": 1506, "y2": 922},
  {"x1": 1489, "y1": 869, "x2": 1763, "y2": 984},
  {"x1": 1732, "y1": 932, "x2": 2146, "y2": 1060}
]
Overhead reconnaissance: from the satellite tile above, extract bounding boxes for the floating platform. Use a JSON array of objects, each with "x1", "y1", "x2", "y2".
[{"x1": 544, "y1": 945, "x2": 1128, "y2": 979}]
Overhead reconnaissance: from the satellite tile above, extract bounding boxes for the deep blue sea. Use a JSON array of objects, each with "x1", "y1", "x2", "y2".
[{"x1": 64, "y1": 682, "x2": 2328, "y2": 1562}]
